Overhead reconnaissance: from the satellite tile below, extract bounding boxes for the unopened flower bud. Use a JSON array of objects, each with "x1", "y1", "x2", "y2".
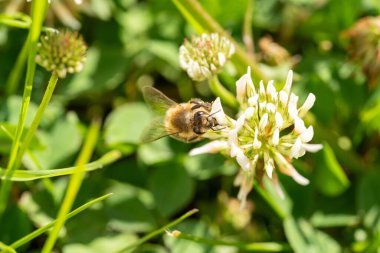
[
  {"x1": 36, "y1": 30, "x2": 87, "y2": 78},
  {"x1": 179, "y1": 33, "x2": 235, "y2": 81}
]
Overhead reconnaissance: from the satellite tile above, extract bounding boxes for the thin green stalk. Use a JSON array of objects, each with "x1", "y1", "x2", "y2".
[
  {"x1": 6, "y1": 38, "x2": 29, "y2": 96},
  {"x1": 118, "y1": 209, "x2": 199, "y2": 253},
  {"x1": 243, "y1": 0, "x2": 255, "y2": 59},
  {"x1": 15, "y1": 72, "x2": 59, "y2": 171},
  {"x1": 41, "y1": 118, "x2": 101, "y2": 253},
  {"x1": 6, "y1": 193, "x2": 113, "y2": 251},
  {"x1": 254, "y1": 184, "x2": 287, "y2": 220},
  {"x1": 0, "y1": 0, "x2": 48, "y2": 218},
  {"x1": 209, "y1": 76, "x2": 238, "y2": 108},
  {"x1": 0, "y1": 242, "x2": 16, "y2": 253},
  {"x1": 171, "y1": 0, "x2": 266, "y2": 83},
  {"x1": 175, "y1": 232, "x2": 291, "y2": 252}
]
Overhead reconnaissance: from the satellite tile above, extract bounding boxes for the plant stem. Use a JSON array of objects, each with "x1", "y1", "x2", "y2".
[
  {"x1": 175, "y1": 232, "x2": 291, "y2": 252},
  {"x1": 7, "y1": 193, "x2": 113, "y2": 251},
  {"x1": 0, "y1": 0, "x2": 48, "y2": 219},
  {"x1": 14, "y1": 72, "x2": 59, "y2": 170},
  {"x1": 5, "y1": 38, "x2": 29, "y2": 96},
  {"x1": 118, "y1": 209, "x2": 199, "y2": 252},
  {"x1": 209, "y1": 76, "x2": 238, "y2": 108},
  {"x1": 41, "y1": 118, "x2": 101, "y2": 253}
]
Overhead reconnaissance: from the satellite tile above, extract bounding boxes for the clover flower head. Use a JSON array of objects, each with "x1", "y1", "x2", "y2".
[
  {"x1": 344, "y1": 16, "x2": 380, "y2": 88},
  {"x1": 179, "y1": 33, "x2": 235, "y2": 81},
  {"x1": 35, "y1": 30, "x2": 87, "y2": 78},
  {"x1": 190, "y1": 67, "x2": 323, "y2": 207}
]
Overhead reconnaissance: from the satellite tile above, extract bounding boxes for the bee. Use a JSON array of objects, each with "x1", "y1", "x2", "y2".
[{"x1": 141, "y1": 86, "x2": 220, "y2": 143}]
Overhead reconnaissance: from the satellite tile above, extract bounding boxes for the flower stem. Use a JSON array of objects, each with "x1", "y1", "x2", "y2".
[
  {"x1": 5, "y1": 39, "x2": 29, "y2": 96},
  {"x1": 0, "y1": 0, "x2": 48, "y2": 219},
  {"x1": 209, "y1": 76, "x2": 238, "y2": 108},
  {"x1": 118, "y1": 209, "x2": 199, "y2": 252},
  {"x1": 41, "y1": 118, "x2": 101, "y2": 253},
  {"x1": 175, "y1": 232, "x2": 291, "y2": 252}
]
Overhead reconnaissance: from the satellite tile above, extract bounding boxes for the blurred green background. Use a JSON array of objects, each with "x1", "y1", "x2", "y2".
[{"x1": 1, "y1": 0, "x2": 380, "y2": 252}]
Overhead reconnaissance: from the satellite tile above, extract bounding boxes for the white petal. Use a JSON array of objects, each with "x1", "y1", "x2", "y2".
[
  {"x1": 291, "y1": 137, "x2": 304, "y2": 158},
  {"x1": 259, "y1": 113, "x2": 269, "y2": 130},
  {"x1": 259, "y1": 80, "x2": 266, "y2": 95},
  {"x1": 248, "y1": 94, "x2": 259, "y2": 106},
  {"x1": 275, "y1": 112, "x2": 284, "y2": 128},
  {"x1": 272, "y1": 128, "x2": 279, "y2": 146},
  {"x1": 228, "y1": 129, "x2": 238, "y2": 145},
  {"x1": 303, "y1": 143, "x2": 323, "y2": 152},
  {"x1": 283, "y1": 70, "x2": 293, "y2": 93},
  {"x1": 244, "y1": 107, "x2": 255, "y2": 119},
  {"x1": 189, "y1": 140, "x2": 229, "y2": 156},
  {"x1": 218, "y1": 52, "x2": 226, "y2": 66},
  {"x1": 236, "y1": 150, "x2": 251, "y2": 171},
  {"x1": 264, "y1": 154, "x2": 274, "y2": 179},
  {"x1": 294, "y1": 117, "x2": 306, "y2": 134},
  {"x1": 236, "y1": 113, "x2": 246, "y2": 131},
  {"x1": 273, "y1": 152, "x2": 309, "y2": 185},
  {"x1": 279, "y1": 90, "x2": 288, "y2": 105},
  {"x1": 300, "y1": 126, "x2": 314, "y2": 143},
  {"x1": 211, "y1": 97, "x2": 227, "y2": 125},
  {"x1": 266, "y1": 103, "x2": 276, "y2": 113},
  {"x1": 298, "y1": 93, "x2": 316, "y2": 118},
  {"x1": 253, "y1": 128, "x2": 262, "y2": 149},
  {"x1": 266, "y1": 80, "x2": 277, "y2": 99},
  {"x1": 236, "y1": 67, "x2": 254, "y2": 103}
]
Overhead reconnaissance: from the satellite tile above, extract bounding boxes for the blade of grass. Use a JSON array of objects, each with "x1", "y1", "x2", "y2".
[
  {"x1": 0, "y1": 150, "x2": 121, "y2": 181},
  {"x1": 174, "y1": 232, "x2": 291, "y2": 252},
  {"x1": 5, "y1": 193, "x2": 113, "y2": 251},
  {"x1": 0, "y1": 0, "x2": 48, "y2": 218},
  {"x1": 41, "y1": 118, "x2": 101, "y2": 253},
  {"x1": 118, "y1": 208, "x2": 199, "y2": 253},
  {"x1": 5, "y1": 38, "x2": 29, "y2": 96}
]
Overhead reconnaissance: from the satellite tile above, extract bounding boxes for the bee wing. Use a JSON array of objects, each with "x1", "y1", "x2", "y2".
[
  {"x1": 140, "y1": 117, "x2": 174, "y2": 143},
  {"x1": 143, "y1": 86, "x2": 177, "y2": 115}
]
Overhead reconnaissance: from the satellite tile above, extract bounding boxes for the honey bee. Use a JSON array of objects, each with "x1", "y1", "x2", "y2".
[{"x1": 141, "y1": 86, "x2": 220, "y2": 143}]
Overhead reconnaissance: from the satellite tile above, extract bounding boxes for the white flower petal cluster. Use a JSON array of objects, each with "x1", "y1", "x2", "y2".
[
  {"x1": 179, "y1": 33, "x2": 235, "y2": 81},
  {"x1": 190, "y1": 67, "x2": 323, "y2": 206}
]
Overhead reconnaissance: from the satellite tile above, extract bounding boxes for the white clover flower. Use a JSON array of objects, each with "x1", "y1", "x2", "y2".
[
  {"x1": 179, "y1": 33, "x2": 235, "y2": 81},
  {"x1": 190, "y1": 67, "x2": 323, "y2": 207}
]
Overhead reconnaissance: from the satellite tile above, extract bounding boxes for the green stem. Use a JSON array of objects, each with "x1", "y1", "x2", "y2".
[
  {"x1": 171, "y1": 0, "x2": 266, "y2": 83},
  {"x1": 0, "y1": 0, "x2": 48, "y2": 218},
  {"x1": 15, "y1": 72, "x2": 59, "y2": 170},
  {"x1": 41, "y1": 118, "x2": 101, "y2": 253},
  {"x1": 118, "y1": 209, "x2": 199, "y2": 252},
  {"x1": 254, "y1": 184, "x2": 287, "y2": 220},
  {"x1": 176, "y1": 232, "x2": 291, "y2": 252},
  {"x1": 7, "y1": 193, "x2": 113, "y2": 251},
  {"x1": 209, "y1": 76, "x2": 238, "y2": 108},
  {"x1": 6, "y1": 38, "x2": 29, "y2": 96}
]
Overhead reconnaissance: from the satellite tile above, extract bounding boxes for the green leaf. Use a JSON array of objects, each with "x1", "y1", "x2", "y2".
[
  {"x1": 314, "y1": 142, "x2": 350, "y2": 196},
  {"x1": 148, "y1": 163, "x2": 195, "y2": 217},
  {"x1": 12, "y1": 193, "x2": 113, "y2": 250},
  {"x1": 63, "y1": 233, "x2": 138, "y2": 253},
  {"x1": 184, "y1": 153, "x2": 237, "y2": 180},
  {"x1": 104, "y1": 103, "x2": 151, "y2": 146},
  {"x1": 23, "y1": 112, "x2": 82, "y2": 170},
  {"x1": 105, "y1": 182, "x2": 156, "y2": 233},
  {"x1": 138, "y1": 138, "x2": 175, "y2": 165},
  {"x1": 284, "y1": 216, "x2": 341, "y2": 253},
  {"x1": 0, "y1": 150, "x2": 121, "y2": 181}
]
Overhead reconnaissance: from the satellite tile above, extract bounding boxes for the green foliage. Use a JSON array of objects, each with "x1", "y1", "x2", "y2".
[{"x1": 0, "y1": 0, "x2": 380, "y2": 252}]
